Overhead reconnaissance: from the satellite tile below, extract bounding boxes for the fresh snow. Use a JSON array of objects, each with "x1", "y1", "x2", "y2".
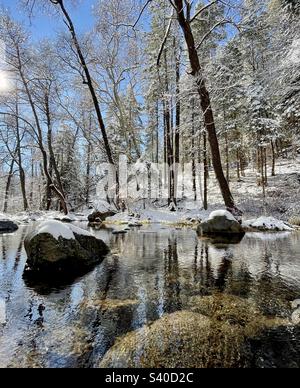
[
  {"x1": 243, "y1": 217, "x2": 294, "y2": 232},
  {"x1": 0, "y1": 212, "x2": 14, "y2": 222},
  {"x1": 208, "y1": 210, "x2": 237, "y2": 222},
  {"x1": 34, "y1": 220, "x2": 93, "y2": 240}
]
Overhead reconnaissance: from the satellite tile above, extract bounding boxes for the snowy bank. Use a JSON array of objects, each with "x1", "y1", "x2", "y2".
[{"x1": 243, "y1": 217, "x2": 294, "y2": 232}]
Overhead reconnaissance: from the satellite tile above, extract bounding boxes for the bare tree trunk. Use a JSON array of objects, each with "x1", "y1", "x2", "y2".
[
  {"x1": 236, "y1": 150, "x2": 241, "y2": 181},
  {"x1": 163, "y1": 48, "x2": 175, "y2": 208},
  {"x1": 174, "y1": 0, "x2": 236, "y2": 212},
  {"x1": 3, "y1": 158, "x2": 14, "y2": 213},
  {"x1": 225, "y1": 132, "x2": 230, "y2": 183},
  {"x1": 156, "y1": 100, "x2": 159, "y2": 164},
  {"x1": 85, "y1": 141, "x2": 91, "y2": 205},
  {"x1": 29, "y1": 153, "x2": 35, "y2": 207},
  {"x1": 203, "y1": 130, "x2": 208, "y2": 210},
  {"x1": 15, "y1": 102, "x2": 29, "y2": 211},
  {"x1": 271, "y1": 140, "x2": 276, "y2": 177},
  {"x1": 191, "y1": 99, "x2": 197, "y2": 201},
  {"x1": 54, "y1": 0, "x2": 119, "y2": 202},
  {"x1": 174, "y1": 40, "x2": 181, "y2": 203}
]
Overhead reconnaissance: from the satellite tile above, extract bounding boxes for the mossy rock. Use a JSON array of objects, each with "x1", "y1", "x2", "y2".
[
  {"x1": 99, "y1": 311, "x2": 249, "y2": 368},
  {"x1": 187, "y1": 294, "x2": 261, "y2": 326},
  {"x1": 187, "y1": 293, "x2": 288, "y2": 335}
]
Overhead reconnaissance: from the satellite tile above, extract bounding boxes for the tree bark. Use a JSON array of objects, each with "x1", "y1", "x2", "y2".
[
  {"x1": 15, "y1": 102, "x2": 29, "y2": 211},
  {"x1": 3, "y1": 158, "x2": 14, "y2": 213},
  {"x1": 271, "y1": 140, "x2": 276, "y2": 176},
  {"x1": 173, "y1": 0, "x2": 236, "y2": 212},
  {"x1": 203, "y1": 130, "x2": 208, "y2": 210},
  {"x1": 174, "y1": 39, "x2": 181, "y2": 203}
]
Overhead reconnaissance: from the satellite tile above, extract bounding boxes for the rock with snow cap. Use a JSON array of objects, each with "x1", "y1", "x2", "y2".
[
  {"x1": 24, "y1": 220, "x2": 109, "y2": 274},
  {"x1": 198, "y1": 210, "x2": 245, "y2": 238}
]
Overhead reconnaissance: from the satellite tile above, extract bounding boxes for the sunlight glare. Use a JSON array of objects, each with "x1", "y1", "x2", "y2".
[{"x1": 0, "y1": 70, "x2": 12, "y2": 94}]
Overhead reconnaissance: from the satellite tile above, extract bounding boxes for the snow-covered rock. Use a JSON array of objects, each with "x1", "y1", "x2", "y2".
[
  {"x1": 198, "y1": 210, "x2": 245, "y2": 237},
  {"x1": 24, "y1": 221, "x2": 109, "y2": 274},
  {"x1": 243, "y1": 217, "x2": 294, "y2": 232},
  {"x1": 208, "y1": 210, "x2": 237, "y2": 222}
]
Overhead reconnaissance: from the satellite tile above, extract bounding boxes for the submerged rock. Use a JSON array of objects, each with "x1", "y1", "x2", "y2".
[
  {"x1": 198, "y1": 210, "x2": 245, "y2": 241},
  {"x1": 0, "y1": 220, "x2": 18, "y2": 233},
  {"x1": 99, "y1": 311, "x2": 249, "y2": 368},
  {"x1": 82, "y1": 299, "x2": 139, "y2": 314},
  {"x1": 187, "y1": 294, "x2": 261, "y2": 327},
  {"x1": 24, "y1": 221, "x2": 109, "y2": 274},
  {"x1": 99, "y1": 293, "x2": 291, "y2": 368}
]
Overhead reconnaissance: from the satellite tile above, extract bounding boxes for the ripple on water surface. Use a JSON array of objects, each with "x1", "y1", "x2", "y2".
[{"x1": 0, "y1": 224, "x2": 300, "y2": 368}]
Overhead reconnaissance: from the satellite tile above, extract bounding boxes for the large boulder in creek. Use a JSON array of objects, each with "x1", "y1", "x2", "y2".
[
  {"x1": 24, "y1": 220, "x2": 109, "y2": 274},
  {"x1": 99, "y1": 311, "x2": 250, "y2": 368},
  {"x1": 198, "y1": 210, "x2": 245, "y2": 239},
  {"x1": 0, "y1": 219, "x2": 18, "y2": 233},
  {"x1": 88, "y1": 211, "x2": 117, "y2": 225}
]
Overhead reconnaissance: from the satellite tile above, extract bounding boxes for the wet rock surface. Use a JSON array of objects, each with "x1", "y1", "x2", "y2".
[
  {"x1": 0, "y1": 220, "x2": 18, "y2": 233},
  {"x1": 100, "y1": 311, "x2": 250, "y2": 368},
  {"x1": 88, "y1": 211, "x2": 117, "y2": 226},
  {"x1": 24, "y1": 223, "x2": 109, "y2": 274},
  {"x1": 198, "y1": 211, "x2": 245, "y2": 240},
  {"x1": 100, "y1": 294, "x2": 292, "y2": 368}
]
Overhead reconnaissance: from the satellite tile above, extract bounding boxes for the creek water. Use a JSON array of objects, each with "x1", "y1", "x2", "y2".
[{"x1": 0, "y1": 224, "x2": 300, "y2": 368}]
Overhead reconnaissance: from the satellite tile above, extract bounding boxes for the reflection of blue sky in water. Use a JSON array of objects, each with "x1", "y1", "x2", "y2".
[{"x1": 0, "y1": 224, "x2": 300, "y2": 367}]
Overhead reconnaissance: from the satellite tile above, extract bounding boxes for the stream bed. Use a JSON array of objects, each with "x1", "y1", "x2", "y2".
[{"x1": 0, "y1": 224, "x2": 300, "y2": 368}]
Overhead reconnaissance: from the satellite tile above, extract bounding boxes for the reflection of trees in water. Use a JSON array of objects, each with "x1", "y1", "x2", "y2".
[
  {"x1": 215, "y1": 253, "x2": 233, "y2": 292},
  {"x1": 193, "y1": 240, "x2": 254, "y2": 297},
  {"x1": 162, "y1": 237, "x2": 182, "y2": 313},
  {"x1": 250, "y1": 241, "x2": 300, "y2": 316},
  {"x1": 13, "y1": 229, "x2": 27, "y2": 271}
]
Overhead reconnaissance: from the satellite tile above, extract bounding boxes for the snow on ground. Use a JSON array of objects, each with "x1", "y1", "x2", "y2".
[
  {"x1": 206, "y1": 156, "x2": 300, "y2": 221},
  {"x1": 0, "y1": 213, "x2": 13, "y2": 221},
  {"x1": 106, "y1": 208, "x2": 204, "y2": 225},
  {"x1": 33, "y1": 220, "x2": 94, "y2": 240},
  {"x1": 1, "y1": 157, "x2": 299, "y2": 229}
]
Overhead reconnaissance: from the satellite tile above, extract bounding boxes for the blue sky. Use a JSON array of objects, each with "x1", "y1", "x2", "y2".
[{"x1": 0, "y1": 0, "x2": 96, "y2": 39}]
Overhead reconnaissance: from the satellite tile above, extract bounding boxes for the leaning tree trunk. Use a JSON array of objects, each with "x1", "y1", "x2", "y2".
[
  {"x1": 54, "y1": 0, "x2": 119, "y2": 203},
  {"x1": 174, "y1": 0, "x2": 236, "y2": 212}
]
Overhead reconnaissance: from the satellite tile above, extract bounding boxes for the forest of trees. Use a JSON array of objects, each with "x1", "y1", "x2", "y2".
[{"x1": 0, "y1": 0, "x2": 299, "y2": 215}]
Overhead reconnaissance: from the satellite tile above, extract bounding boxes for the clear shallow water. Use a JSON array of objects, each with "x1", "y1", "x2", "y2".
[{"x1": 0, "y1": 224, "x2": 300, "y2": 368}]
